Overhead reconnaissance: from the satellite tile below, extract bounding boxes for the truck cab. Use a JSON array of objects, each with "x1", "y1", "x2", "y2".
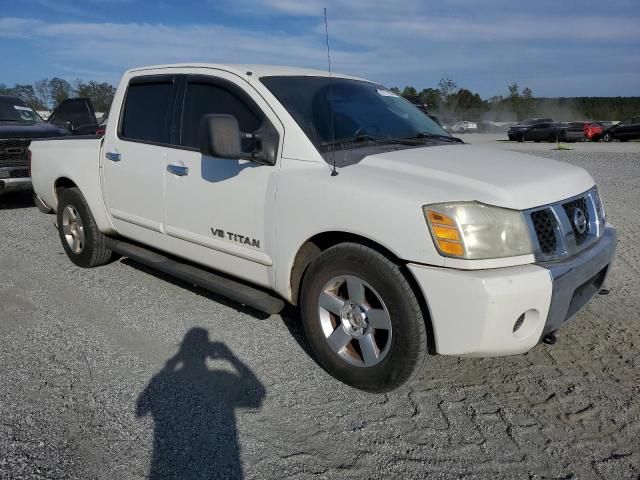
[{"x1": 30, "y1": 64, "x2": 617, "y2": 392}]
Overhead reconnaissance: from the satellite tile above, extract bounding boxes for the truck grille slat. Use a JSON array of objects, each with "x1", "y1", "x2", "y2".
[
  {"x1": 0, "y1": 139, "x2": 30, "y2": 167},
  {"x1": 526, "y1": 187, "x2": 604, "y2": 261},
  {"x1": 530, "y1": 209, "x2": 557, "y2": 254}
]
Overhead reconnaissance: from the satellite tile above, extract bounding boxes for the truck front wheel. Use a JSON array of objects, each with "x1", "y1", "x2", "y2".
[
  {"x1": 300, "y1": 243, "x2": 428, "y2": 392},
  {"x1": 57, "y1": 188, "x2": 115, "y2": 268}
]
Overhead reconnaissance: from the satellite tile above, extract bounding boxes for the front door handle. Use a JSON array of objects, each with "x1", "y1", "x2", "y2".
[
  {"x1": 105, "y1": 151, "x2": 121, "y2": 162},
  {"x1": 167, "y1": 164, "x2": 189, "y2": 176}
]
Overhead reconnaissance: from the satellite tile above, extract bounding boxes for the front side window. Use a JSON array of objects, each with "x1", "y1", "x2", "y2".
[
  {"x1": 260, "y1": 76, "x2": 449, "y2": 149},
  {"x1": 180, "y1": 81, "x2": 262, "y2": 150},
  {"x1": 120, "y1": 79, "x2": 175, "y2": 144}
]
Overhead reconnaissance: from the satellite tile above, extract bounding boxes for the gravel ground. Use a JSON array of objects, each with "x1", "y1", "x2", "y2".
[{"x1": 1, "y1": 141, "x2": 639, "y2": 479}]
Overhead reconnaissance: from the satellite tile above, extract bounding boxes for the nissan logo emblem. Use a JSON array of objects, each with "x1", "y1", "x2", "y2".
[{"x1": 573, "y1": 208, "x2": 588, "y2": 235}]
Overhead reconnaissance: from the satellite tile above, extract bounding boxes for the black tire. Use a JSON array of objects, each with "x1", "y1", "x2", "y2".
[
  {"x1": 548, "y1": 133, "x2": 558, "y2": 143},
  {"x1": 57, "y1": 188, "x2": 115, "y2": 268},
  {"x1": 300, "y1": 243, "x2": 428, "y2": 392},
  {"x1": 603, "y1": 132, "x2": 614, "y2": 142},
  {"x1": 517, "y1": 134, "x2": 524, "y2": 142}
]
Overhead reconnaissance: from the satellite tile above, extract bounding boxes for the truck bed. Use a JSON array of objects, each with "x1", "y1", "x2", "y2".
[{"x1": 30, "y1": 136, "x2": 104, "y2": 215}]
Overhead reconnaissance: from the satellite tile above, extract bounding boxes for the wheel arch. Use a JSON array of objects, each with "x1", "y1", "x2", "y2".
[
  {"x1": 54, "y1": 176, "x2": 79, "y2": 200},
  {"x1": 53, "y1": 176, "x2": 117, "y2": 235},
  {"x1": 288, "y1": 231, "x2": 436, "y2": 353}
]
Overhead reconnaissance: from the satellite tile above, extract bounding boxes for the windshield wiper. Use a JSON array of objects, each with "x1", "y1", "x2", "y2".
[
  {"x1": 320, "y1": 134, "x2": 424, "y2": 149},
  {"x1": 406, "y1": 132, "x2": 465, "y2": 143}
]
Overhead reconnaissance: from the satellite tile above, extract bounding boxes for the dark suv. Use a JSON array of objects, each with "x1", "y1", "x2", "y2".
[
  {"x1": 507, "y1": 118, "x2": 553, "y2": 141},
  {"x1": 0, "y1": 96, "x2": 99, "y2": 195},
  {"x1": 602, "y1": 117, "x2": 640, "y2": 142},
  {"x1": 507, "y1": 118, "x2": 570, "y2": 142}
]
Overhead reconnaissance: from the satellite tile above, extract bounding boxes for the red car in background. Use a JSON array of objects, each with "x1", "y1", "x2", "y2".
[{"x1": 584, "y1": 122, "x2": 604, "y2": 141}]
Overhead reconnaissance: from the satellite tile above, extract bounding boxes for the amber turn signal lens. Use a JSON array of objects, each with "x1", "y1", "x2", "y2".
[
  {"x1": 432, "y1": 225, "x2": 460, "y2": 241},
  {"x1": 427, "y1": 210, "x2": 456, "y2": 226},
  {"x1": 437, "y1": 240, "x2": 464, "y2": 256}
]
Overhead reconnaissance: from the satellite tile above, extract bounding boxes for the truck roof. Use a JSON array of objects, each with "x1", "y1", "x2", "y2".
[{"x1": 126, "y1": 63, "x2": 367, "y2": 82}]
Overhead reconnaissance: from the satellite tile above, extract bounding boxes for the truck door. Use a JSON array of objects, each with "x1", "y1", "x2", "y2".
[
  {"x1": 102, "y1": 75, "x2": 178, "y2": 246},
  {"x1": 163, "y1": 73, "x2": 282, "y2": 287}
]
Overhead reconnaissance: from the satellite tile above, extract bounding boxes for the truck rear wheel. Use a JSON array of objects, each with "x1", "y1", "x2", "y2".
[
  {"x1": 57, "y1": 188, "x2": 114, "y2": 268},
  {"x1": 300, "y1": 243, "x2": 428, "y2": 392}
]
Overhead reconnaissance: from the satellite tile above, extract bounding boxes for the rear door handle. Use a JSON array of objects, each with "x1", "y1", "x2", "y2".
[
  {"x1": 167, "y1": 164, "x2": 189, "y2": 176},
  {"x1": 105, "y1": 151, "x2": 121, "y2": 162}
]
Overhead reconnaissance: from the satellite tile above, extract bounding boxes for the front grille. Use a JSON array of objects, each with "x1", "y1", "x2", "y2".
[
  {"x1": 563, "y1": 197, "x2": 590, "y2": 244},
  {"x1": 9, "y1": 168, "x2": 29, "y2": 178},
  {"x1": 526, "y1": 187, "x2": 604, "y2": 261},
  {"x1": 0, "y1": 139, "x2": 30, "y2": 168},
  {"x1": 531, "y1": 209, "x2": 557, "y2": 254}
]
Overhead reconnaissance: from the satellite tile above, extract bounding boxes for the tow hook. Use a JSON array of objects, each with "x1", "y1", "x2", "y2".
[{"x1": 542, "y1": 332, "x2": 557, "y2": 345}]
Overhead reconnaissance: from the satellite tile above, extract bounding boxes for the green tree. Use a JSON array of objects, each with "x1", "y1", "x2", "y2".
[
  {"x1": 5, "y1": 84, "x2": 45, "y2": 110},
  {"x1": 48, "y1": 77, "x2": 73, "y2": 106},
  {"x1": 419, "y1": 88, "x2": 441, "y2": 110},
  {"x1": 402, "y1": 86, "x2": 418, "y2": 97},
  {"x1": 74, "y1": 79, "x2": 116, "y2": 112},
  {"x1": 438, "y1": 76, "x2": 457, "y2": 106},
  {"x1": 34, "y1": 78, "x2": 52, "y2": 109}
]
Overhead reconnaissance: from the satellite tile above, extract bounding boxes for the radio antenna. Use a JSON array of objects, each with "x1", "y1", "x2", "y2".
[{"x1": 324, "y1": 7, "x2": 338, "y2": 176}]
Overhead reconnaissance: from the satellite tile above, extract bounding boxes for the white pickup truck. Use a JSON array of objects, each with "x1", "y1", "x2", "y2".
[{"x1": 30, "y1": 64, "x2": 617, "y2": 392}]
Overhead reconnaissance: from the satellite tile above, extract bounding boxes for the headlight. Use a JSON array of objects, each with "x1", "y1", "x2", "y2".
[{"x1": 423, "y1": 202, "x2": 533, "y2": 259}]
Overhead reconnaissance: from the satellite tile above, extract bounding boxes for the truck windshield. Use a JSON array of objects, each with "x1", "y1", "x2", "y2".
[
  {"x1": 260, "y1": 76, "x2": 450, "y2": 149},
  {"x1": 0, "y1": 97, "x2": 43, "y2": 123}
]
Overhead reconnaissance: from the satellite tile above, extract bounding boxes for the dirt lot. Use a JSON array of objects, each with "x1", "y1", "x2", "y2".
[{"x1": 1, "y1": 138, "x2": 639, "y2": 479}]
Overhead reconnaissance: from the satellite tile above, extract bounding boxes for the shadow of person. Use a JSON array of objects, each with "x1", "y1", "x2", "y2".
[{"x1": 136, "y1": 328, "x2": 265, "y2": 479}]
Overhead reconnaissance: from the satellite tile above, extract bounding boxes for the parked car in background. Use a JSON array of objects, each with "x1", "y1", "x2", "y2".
[
  {"x1": 563, "y1": 122, "x2": 587, "y2": 142},
  {"x1": 450, "y1": 121, "x2": 478, "y2": 133},
  {"x1": 602, "y1": 117, "x2": 640, "y2": 142},
  {"x1": 0, "y1": 96, "x2": 101, "y2": 195},
  {"x1": 508, "y1": 120, "x2": 567, "y2": 142},
  {"x1": 95, "y1": 113, "x2": 108, "y2": 137},
  {"x1": 507, "y1": 118, "x2": 554, "y2": 141},
  {"x1": 1, "y1": 95, "x2": 67, "y2": 195},
  {"x1": 47, "y1": 98, "x2": 101, "y2": 135},
  {"x1": 584, "y1": 122, "x2": 604, "y2": 142}
]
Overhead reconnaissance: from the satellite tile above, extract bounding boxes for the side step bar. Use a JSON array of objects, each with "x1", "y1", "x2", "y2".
[{"x1": 105, "y1": 237, "x2": 285, "y2": 315}]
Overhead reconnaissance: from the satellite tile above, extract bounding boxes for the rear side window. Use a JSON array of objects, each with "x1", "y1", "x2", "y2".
[
  {"x1": 121, "y1": 79, "x2": 175, "y2": 144},
  {"x1": 180, "y1": 81, "x2": 262, "y2": 150},
  {"x1": 49, "y1": 99, "x2": 96, "y2": 127}
]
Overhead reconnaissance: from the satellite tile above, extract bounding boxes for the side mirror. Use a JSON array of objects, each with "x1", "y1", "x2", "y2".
[
  {"x1": 199, "y1": 114, "x2": 278, "y2": 166},
  {"x1": 199, "y1": 114, "x2": 243, "y2": 159}
]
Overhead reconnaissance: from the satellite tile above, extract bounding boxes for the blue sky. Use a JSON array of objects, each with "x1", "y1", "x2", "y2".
[{"x1": 1, "y1": 0, "x2": 639, "y2": 97}]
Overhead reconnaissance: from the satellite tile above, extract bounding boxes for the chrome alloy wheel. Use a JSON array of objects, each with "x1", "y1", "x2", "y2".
[
  {"x1": 61, "y1": 205, "x2": 85, "y2": 254},
  {"x1": 318, "y1": 275, "x2": 392, "y2": 367}
]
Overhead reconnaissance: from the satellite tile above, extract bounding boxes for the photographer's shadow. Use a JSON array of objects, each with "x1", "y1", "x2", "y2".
[{"x1": 136, "y1": 328, "x2": 265, "y2": 479}]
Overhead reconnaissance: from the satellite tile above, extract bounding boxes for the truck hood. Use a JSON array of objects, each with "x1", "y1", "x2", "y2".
[
  {"x1": 356, "y1": 144, "x2": 595, "y2": 210},
  {"x1": 0, "y1": 121, "x2": 70, "y2": 139}
]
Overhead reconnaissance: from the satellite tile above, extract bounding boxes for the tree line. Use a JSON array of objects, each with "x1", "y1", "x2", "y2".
[
  {"x1": 391, "y1": 77, "x2": 640, "y2": 122},
  {"x1": 1, "y1": 75, "x2": 637, "y2": 121},
  {"x1": 0, "y1": 78, "x2": 115, "y2": 112}
]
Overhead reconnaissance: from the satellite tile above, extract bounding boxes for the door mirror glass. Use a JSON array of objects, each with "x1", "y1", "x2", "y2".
[
  {"x1": 199, "y1": 114, "x2": 278, "y2": 165},
  {"x1": 199, "y1": 114, "x2": 243, "y2": 159}
]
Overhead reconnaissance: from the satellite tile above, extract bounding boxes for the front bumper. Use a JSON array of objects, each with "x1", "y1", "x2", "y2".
[
  {"x1": 539, "y1": 225, "x2": 616, "y2": 334},
  {"x1": 407, "y1": 226, "x2": 617, "y2": 357},
  {"x1": 0, "y1": 177, "x2": 32, "y2": 194}
]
